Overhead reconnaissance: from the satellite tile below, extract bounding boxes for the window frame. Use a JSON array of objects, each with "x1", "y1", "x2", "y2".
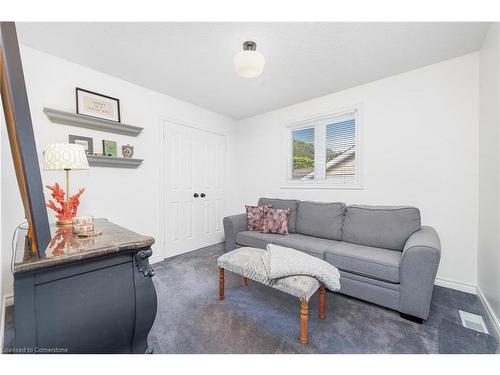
[{"x1": 282, "y1": 105, "x2": 363, "y2": 190}]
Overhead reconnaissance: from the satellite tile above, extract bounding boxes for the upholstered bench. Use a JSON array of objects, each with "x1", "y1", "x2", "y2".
[{"x1": 217, "y1": 247, "x2": 327, "y2": 344}]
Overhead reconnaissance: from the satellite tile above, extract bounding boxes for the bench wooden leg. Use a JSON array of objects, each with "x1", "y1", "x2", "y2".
[
  {"x1": 219, "y1": 267, "x2": 225, "y2": 300},
  {"x1": 300, "y1": 299, "x2": 309, "y2": 344},
  {"x1": 241, "y1": 276, "x2": 248, "y2": 287},
  {"x1": 319, "y1": 284, "x2": 326, "y2": 319}
]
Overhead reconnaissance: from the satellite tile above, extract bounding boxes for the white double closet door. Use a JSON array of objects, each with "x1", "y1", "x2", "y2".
[{"x1": 164, "y1": 121, "x2": 226, "y2": 258}]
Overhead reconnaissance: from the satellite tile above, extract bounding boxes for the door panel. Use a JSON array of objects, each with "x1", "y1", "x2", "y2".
[
  {"x1": 215, "y1": 199, "x2": 222, "y2": 232},
  {"x1": 170, "y1": 202, "x2": 179, "y2": 242},
  {"x1": 197, "y1": 131, "x2": 225, "y2": 248},
  {"x1": 185, "y1": 201, "x2": 193, "y2": 240},
  {"x1": 164, "y1": 121, "x2": 225, "y2": 258},
  {"x1": 165, "y1": 123, "x2": 200, "y2": 255}
]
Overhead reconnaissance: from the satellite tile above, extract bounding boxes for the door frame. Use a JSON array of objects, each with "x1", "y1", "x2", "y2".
[{"x1": 158, "y1": 116, "x2": 228, "y2": 261}]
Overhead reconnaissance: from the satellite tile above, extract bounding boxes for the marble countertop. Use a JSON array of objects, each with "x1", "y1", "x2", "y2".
[{"x1": 14, "y1": 219, "x2": 155, "y2": 273}]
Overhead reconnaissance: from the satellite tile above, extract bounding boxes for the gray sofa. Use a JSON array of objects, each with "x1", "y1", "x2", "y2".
[{"x1": 223, "y1": 198, "x2": 441, "y2": 322}]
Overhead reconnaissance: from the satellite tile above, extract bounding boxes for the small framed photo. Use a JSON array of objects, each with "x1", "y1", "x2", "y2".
[
  {"x1": 69, "y1": 135, "x2": 94, "y2": 154},
  {"x1": 102, "y1": 140, "x2": 118, "y2": 157},
  {"x1": 76, "y1": 88, "x2": 121, "y2": 122}
]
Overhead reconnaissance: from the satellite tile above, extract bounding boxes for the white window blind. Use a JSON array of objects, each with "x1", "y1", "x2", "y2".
[
  {"x1": 325, "y1": 118, "x2": 356, "y2": 184},
  {"x1": 287, "y1": 108, "x2": 360, "y2": 187}
]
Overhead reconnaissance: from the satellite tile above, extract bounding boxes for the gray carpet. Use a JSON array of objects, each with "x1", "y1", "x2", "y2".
[
  {"x1": 148, "y1": 243, "x2": 499, "y2": 354},
  {"x1": 3, "y1": 242, "x2": 499, "y2": 354}
]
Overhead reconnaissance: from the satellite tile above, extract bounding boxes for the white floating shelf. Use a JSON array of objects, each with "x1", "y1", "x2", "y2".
[
  {"x1": 43, "y1": 107, "x2": 143, "y2": 136},
  {"x1": 87, "y1": 155, "x2": 143, "y2": 168}
]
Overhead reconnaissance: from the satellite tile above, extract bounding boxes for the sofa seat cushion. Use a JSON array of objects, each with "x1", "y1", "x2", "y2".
[
  {"x1": 235, "y1": 231, "x2": 339, "y2": 259},
  {"x1": 295, "y1": 201, "x2": 346, "y2": 240},
  {"x1": 324, "y1": 242, "x2": 401, "y2": 283},
  {"x1": 272, "y1": 234, "x2": 340, "y2": 259},
  {"x1": 342, "y1": 205, "x2": 421, "y2": 251},
  {"x1": 236, "y1": 231, "x2": 280, "y2": 249}
]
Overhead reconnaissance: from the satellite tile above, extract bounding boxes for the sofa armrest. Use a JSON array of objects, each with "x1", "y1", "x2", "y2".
[
  {"x1": 223, "y1": 213, "x2": 248, "y2": 252},
  {"x1": 399, "y1": 226, "x2": 441, "y2": 320}
]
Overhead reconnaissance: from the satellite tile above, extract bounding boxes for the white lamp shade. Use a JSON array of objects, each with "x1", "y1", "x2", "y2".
[
  {"x1": 43, "y1": 143, "x2": 89, "y2": 170},
  {"x1": 233, "y1": 50, "x2": 266, "y2": 78}
]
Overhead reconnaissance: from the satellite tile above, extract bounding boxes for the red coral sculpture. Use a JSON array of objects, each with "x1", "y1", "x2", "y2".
[{"x1": 46, "y1": 183, "x2": 85, "y2": 222}]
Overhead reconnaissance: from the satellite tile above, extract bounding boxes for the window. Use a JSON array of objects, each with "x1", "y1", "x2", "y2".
[
  {"x1": 286, "y1": 107, "x2": 361, "y2": 188},
  {"x1": 292, "y1": 127, "x2": 315, "y2": 179}
]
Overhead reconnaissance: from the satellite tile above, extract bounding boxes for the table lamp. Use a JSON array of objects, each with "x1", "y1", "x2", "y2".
[{"x1": 43, "y1": 143, "x2": 89, "y2": 225}]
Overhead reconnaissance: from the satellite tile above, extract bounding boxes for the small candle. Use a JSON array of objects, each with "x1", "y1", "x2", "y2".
[{"x1": 72, "y1": 215, "x2": 94, "y2": 234}]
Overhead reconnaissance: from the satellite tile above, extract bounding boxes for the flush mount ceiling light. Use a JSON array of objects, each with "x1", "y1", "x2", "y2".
[{"x1": 233, "y1": 41, "x2": 265, "y2": 78}]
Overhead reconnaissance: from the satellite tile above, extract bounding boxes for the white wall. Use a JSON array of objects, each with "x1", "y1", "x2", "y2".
[
  {"x1": 478, "y1": 24, "x2": 500, "y2": 331},
  {"x1": 1, "y1": 45, "x2": 236, "y2": 297},
  {"x1": 0, "y1": 43, "x2": 489, "y2": 305},
  {"x1": 232, "y1": 53, "x2": 479, "y2": 288}
]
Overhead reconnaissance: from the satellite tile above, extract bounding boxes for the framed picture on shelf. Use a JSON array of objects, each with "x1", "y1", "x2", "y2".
[
  {"x1": 69, "y1": 135, "x2": 94, "y2": 154},
  {"x1": 102, "y1": 140, "x2": 118, "y2": 157},
  {"x1": 76, "y1": 87, "x2": 121, "y2": 122}
]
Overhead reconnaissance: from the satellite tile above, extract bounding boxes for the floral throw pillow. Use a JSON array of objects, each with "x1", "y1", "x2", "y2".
[
  {"x1": 245, "y1": 205, "x2": 272, "y2": 231},
  {"x1": 261, "y1": 208, "x2": 292, "y2": 235}
]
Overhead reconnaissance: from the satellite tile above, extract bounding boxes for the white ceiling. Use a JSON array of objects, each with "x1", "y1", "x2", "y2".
[{"x1": 17, "y1": 22, "x2": 490, "y2": 119}]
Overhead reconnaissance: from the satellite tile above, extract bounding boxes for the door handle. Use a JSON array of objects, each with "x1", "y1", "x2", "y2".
[
  {"x1": 193, "y1": 193, "x2": 199, "y2": 198},
  {"x1": 200, "y1": 193, "x2": 206, "y2": 198}
]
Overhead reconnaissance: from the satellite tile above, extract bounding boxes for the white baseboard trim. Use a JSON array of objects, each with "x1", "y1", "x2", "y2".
[
  {"x1": 434, "y1": 276, "x2": 477, "y2": 294},
  {"x1": 476, "y1": 286, "x2": 500, "y2": 339},
  {"x1": 150, "y1": 256, "x2": 163, "y2": 264}
]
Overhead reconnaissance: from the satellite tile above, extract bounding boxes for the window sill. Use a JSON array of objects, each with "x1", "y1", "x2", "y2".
[{"x1": 280, "y1": 182, "x2": 364, "y2": 190}]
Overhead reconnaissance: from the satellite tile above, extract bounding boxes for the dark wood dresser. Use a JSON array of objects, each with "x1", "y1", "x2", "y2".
[{"x1": 12, "y1": 219, "x2": 157, "y2": 354}]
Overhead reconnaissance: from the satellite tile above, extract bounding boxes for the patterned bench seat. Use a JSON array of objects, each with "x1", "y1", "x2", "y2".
[{"x1": 217, "y1": 247, "x2": 327, "y2": 344}]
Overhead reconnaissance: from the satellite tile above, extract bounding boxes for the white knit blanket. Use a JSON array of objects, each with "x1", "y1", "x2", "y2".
[{"x1": 262, "y1": 244, "x2": 341, "y2": 291}]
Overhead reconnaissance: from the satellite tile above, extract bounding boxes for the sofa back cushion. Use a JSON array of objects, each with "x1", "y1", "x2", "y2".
[
  {"x1": 342, "y1": 205, "x2": 421, "y2": 251},
  {"x1": 295, "y1": 201, "x2": 346, "y2": 240},
  {"x1": 258, "y1": 198, "x2": 299, "y2": 233}
]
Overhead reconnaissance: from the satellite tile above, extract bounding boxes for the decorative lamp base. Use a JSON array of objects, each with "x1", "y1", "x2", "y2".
[{"x1": 56, "y1": 219, "x2": 73, "y2": 226}]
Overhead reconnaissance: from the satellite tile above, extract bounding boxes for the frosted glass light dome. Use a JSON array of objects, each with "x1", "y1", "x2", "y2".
[{"x1": 233, "y1": 41, "x2": 265, "y2": 78}]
